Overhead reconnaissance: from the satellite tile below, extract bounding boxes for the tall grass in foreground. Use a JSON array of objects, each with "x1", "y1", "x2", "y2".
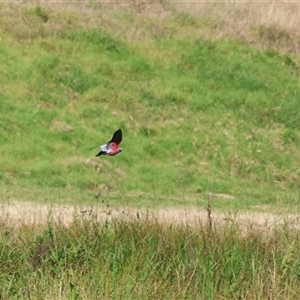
[{"x1": 0, "y1": 209, "x2": 299, "y2": 299}]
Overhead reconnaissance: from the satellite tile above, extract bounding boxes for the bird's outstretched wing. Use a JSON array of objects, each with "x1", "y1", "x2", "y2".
[
  {"x1": 106, "y1": 129, "x2": 122, "y2": 150},
  {"x1": 96, "y1": 150, "x2": 107, "y2": 156},
  {"x1": 109, "y1": 129, "x2": 122, "y2": 145},
  {"x1": 89, "y1": 129, "x2": 122, "y2": 151}
]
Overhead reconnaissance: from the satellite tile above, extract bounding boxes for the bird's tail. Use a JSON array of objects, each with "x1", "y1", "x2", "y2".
[{"x1": 89, "y1": 146, "x2": 99, "y2": 151}]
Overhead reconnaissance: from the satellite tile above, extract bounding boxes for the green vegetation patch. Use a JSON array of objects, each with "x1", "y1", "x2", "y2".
[{"x1": 0, "y1": 3, "x2": 300, "y2": 210}]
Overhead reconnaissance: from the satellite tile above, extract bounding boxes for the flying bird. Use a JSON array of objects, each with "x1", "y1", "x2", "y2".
[{"x1": 90, "y1": 129, "x2": 123, "y2": 157}]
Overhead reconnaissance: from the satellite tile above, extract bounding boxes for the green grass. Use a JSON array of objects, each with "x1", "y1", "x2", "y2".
[
  {"x1": 0, "y1": 3, "x2": 300, "y2": 211},
  {"x1": 0, "y1": 209, "x2": 300, "y2": 299},
  {"x1": 1, "y1": 3, "x2": 300, "y2": 298}
]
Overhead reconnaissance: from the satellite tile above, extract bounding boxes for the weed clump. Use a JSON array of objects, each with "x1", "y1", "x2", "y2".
[{"x1": 33, "y1": 6, "x2": 49, "y2": 23}]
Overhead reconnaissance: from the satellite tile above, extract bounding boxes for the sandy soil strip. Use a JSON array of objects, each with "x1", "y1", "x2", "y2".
[{"x1": 1, "y1": 201, "x2": 300, "y2": 231}]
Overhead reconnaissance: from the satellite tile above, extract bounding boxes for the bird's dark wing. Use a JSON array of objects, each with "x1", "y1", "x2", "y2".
[
  {"x1": 107, "y1": 129, "x2": 122, "y2": 146},
  {"x1": 96, "y1": 150, "x2": 107, "y2": 157}
]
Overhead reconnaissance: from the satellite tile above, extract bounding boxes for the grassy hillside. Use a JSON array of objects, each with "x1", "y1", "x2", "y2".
[{"x1": 0, "y1": 2, "x2": 300, "y2": 210}]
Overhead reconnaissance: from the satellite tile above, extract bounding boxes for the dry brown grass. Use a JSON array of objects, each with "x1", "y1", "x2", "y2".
[
  {"x1": 173, "y1": 1, "x2": 300, "y2": 52},
  {"x1": 2, "y1": 0, "x2": 300, "y2": 52}
]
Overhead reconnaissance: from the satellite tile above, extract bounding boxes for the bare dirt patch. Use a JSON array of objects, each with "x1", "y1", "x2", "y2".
[{"x1": 1, "y1": 201, "x2": 300, "y2": 232}]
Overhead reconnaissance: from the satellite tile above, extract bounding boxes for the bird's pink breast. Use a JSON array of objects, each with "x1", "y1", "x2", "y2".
[{"x1": 108, "y1": 149, "x2": 121, "y2": 156}]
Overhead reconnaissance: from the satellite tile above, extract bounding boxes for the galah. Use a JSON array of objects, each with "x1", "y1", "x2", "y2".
[{"x1": 90, "y1": 129, "x2": 123, "y2": 157}]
